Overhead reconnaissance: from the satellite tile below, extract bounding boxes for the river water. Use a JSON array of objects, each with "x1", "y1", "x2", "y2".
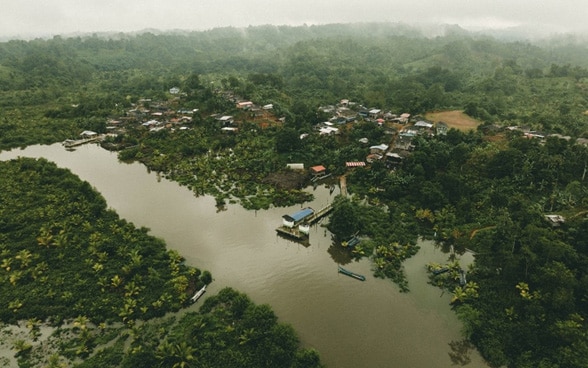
[{"x1": 1, "y1": 143, "x2": 487, "y2": 367}]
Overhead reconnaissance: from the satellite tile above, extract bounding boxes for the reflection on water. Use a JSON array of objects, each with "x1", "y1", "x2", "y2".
[
  {"x1": 449, "y1": 339, "x2": 476, "y2": 366},
  {"x1": 0, "y1": 143, "x2": 488, "y2": 368}
]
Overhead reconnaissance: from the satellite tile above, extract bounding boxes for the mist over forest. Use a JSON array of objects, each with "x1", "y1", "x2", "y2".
[{"x1": 2, "y1": 22, "x2": 588, "y2": 368}]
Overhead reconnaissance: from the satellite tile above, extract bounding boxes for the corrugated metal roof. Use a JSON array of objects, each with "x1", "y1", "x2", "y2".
[{"x1": 283, "y1": 207, "x2": 314, "y2": 222}]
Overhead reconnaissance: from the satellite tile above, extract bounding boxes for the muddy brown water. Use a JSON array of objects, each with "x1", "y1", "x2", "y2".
[{"x1": 1, "y1": 143, "x2": 488, "y2": 367}]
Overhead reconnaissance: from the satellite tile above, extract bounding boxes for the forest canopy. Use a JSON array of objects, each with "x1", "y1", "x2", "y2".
[{"x1": 2, "y1": 23, "x2": 588, "y2": 368}]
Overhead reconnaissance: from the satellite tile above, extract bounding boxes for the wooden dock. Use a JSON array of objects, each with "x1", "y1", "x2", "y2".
[
  {"x1": 339, "y1": 175, "x2": 347, "y2": 197},
  {"x1": 62, "y1": 136, "x2": 102, "y2": 148},
  {"x1": 305, "y1": 204, "x2": 333, "y2": 225},
  {"x1": 276, "y1": 226, "x2": 308, "y2": 242},
  {"x1": 276, "y1": 203, "x2": 333, "y2": 241}
]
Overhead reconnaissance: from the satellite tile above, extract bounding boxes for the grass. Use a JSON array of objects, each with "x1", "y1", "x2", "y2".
[{"x1": 425, "y1": 110, "x2": 481, "y2": 131}]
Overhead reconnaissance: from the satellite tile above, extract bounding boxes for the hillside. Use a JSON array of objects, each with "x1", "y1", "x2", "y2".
[{"x1": 1, "y1": 23, "x2": 588, "y2": 368}]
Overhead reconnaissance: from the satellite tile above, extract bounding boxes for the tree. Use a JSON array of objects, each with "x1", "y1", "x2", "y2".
[
  {"x1": 327, "y1": 196, "x2": 359, "y2": 240},
  {"x1": 275, "y1": 127, "x2": 301, "y2": 154}
]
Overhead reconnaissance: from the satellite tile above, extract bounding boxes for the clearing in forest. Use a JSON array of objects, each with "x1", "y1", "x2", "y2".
[{"x1": 425, "y1": 110, "x2": 481, "y2": 131}]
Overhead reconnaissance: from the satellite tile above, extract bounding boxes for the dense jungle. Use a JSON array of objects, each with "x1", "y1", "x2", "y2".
[{"x1": 1, "y1": 23, "x2": 588, "y2": 367}]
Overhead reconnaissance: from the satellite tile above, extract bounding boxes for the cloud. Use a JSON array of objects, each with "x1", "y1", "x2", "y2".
[{"x1": 1, "y1": 0, "x2": 587, "y2": 39}]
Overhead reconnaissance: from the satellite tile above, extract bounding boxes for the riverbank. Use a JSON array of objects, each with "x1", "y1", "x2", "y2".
[{"x1": 0, "y1": 143, "x2": 488, "y2": 367}]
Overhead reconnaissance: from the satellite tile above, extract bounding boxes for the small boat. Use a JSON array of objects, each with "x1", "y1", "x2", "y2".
[
  {"x1": 338, "y1": 265, "x2": 366, "y2": 281},
  {"x1": 431, "y1": 267, "x2": 450, "y2": 275},
  {"x1": 190, "y1": 284, "x2": 207, "y2": 303},
  {"x1": 342, "y1": 236, "x2": 360, "y2": 249},
  {"x1": 459, "y1": 269, "x2": 467, "y2": 286}
]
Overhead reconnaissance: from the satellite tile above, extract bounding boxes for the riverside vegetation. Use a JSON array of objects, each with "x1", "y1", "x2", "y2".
[
  {"x1": 0, "y1": 158, "x2": 321, "y2": 368},
  {"x1": 1, "y1": 23, "x2": 588, "y2": 367}
]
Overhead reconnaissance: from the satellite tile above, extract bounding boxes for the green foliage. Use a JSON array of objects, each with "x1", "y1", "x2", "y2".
[
  {"x1": 112, "y1": 287, "x2": 324, "y2": 368},
  {"x1": 3, "y1": 24, "x2": 588, "y2": 368},
  {"x1": 393, "y1": 131, "x2": 588, "y2": 367},
  {"x1": 0, "y1": 157, "x2": 207, "y2": 325}
]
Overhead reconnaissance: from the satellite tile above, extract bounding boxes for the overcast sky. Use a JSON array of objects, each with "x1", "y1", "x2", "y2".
[{"x1": 2, "y1": 0, "x2": 587, "y2": 40}]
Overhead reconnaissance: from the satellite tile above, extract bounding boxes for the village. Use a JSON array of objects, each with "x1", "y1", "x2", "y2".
[{"x1": 71, "y1": 85, "x2": 454, "y2": 171}]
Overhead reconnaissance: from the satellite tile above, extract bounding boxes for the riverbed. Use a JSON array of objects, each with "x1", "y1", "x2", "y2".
[{"x1": 0, "y1": 143, "x2": 487, "y2": 367}]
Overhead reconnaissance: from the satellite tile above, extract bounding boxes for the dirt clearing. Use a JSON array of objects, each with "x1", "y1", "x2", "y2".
[{"x1": 425, "y1": 110, "x2": 481, "y2": 131}]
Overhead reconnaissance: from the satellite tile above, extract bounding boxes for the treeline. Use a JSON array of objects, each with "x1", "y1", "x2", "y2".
[{"x1": 1, "y1": 23, "x2": 588, "y2": 150}]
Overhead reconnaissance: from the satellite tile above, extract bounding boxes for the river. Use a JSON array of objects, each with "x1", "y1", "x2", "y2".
[{"x1": 0, "y1": 143, "x2": 487, "y2": 367}]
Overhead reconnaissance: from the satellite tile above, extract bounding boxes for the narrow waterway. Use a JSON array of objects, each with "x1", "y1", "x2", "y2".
[{"x1": 1, "y1": 143, "x2": 487, "y2": 367}]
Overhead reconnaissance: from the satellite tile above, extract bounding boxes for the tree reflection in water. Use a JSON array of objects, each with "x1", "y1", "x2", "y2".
[{"x1": 448, "y1": 339, "x2": 475, "y2": 366}]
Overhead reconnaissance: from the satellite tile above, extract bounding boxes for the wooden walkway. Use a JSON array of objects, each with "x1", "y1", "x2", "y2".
[
  {"x1": 62, "y1": 136, "x2": 103, "y2": 148},
  {"x1": 305, "y1": 204, "x2": 333, "y2": 224},
  {"x1": 339, "y1": 175, "x2": 347, "y2": 197}
]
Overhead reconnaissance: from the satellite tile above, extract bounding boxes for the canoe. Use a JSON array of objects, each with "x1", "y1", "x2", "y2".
[
  {"x1": 190, "y1": 284, "x2": 207, "y2": 303},
  {"x1": 338, "y1": 265, "x2": 366, "y2": 281}
]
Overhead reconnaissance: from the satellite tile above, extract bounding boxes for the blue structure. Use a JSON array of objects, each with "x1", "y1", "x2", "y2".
[{"x1": 282, "y1": 207, "x2": 314, "y2": 228}]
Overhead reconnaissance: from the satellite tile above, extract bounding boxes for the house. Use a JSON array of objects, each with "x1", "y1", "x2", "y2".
[
  {"x1": 385, "y1": 152, "x2": 404, "y2": 169},
  {"x1": 366, "y1": 153, "x2": 383, "y2": 163},
  {"x1": 169, "y1": 87, "x2": 180, "y2": 94},
  {"x1": 414, "y1": 121, "x2": 434, "y2": 130},
  {"x1": 319, "y1": 127, "x2": 339, "y2": 135},
  {"x1": 310, "y1": 165, "x2": 327, "y2": 177},
  {"x1": 142, "y1": 120, "x2": 159, "y2": 128},
  {"x1": 218, "y1": 116, "x2": 234, "y2": 126},
  {"x1": 282, "y1": 207, "x2": 314, "y2": 228},
  {"x1": 399, "y1": 113, "x2": 411, "y2": 123},
  {"x1": 236, "y1": 101, "x2": 254, "y2": 109},
  {"x1": 369, "y1": 144, "x2": 389, "y2": 155},
  {"x1": 286, "y1": 163, "x2": 305, "y2": 171},
  {"x1": 524, "y1": 131, "x2": 545, "y2": 139},
  {"x1": 80, "y1": 130, "x2": 98, "y2": 139},
  {"x1": 435, "y1": 122, "x2": 449, "y2": 136},
  {"x1": 545, "y1": 214, "x2": 565, "y2": 227},
  {"x1": 395, "y1": 133, "x2": 415, "y2": 150},
  {"x1": 385, "y1": 152, "x2": 403, "y2": 165},
  {"x1": 346, "y1": 161, "x2": 366, "y2": 168},
  {"x1": 369, "y1": 109, "x2": 382, "y2": 119},
  {"x1": 221, "y1": 127, "x2": 238, "y2": 134}
]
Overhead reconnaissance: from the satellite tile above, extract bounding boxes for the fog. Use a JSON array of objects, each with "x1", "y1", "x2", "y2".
[{"x1": 2, "y1": 0, "x2": 588, "y2": 40}]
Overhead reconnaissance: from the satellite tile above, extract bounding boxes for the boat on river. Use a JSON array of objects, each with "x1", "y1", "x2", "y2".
[
  {"x1": 190, "y1": 284, "x2": 207, "y2": 303},
  {"x1": 338, "y1": 265, "x2": 366, "y2": 281}
]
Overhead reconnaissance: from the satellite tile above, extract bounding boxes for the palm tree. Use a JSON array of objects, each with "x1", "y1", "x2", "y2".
[
  {"x1": 1, "y1": 257, "x2": 12, "y2": 271},
  {"x1": 36, "y1": 226, "x2": 54, "y2": 247},
  {"x1": 157, "y1": 341, "x2": 197, "y2": 368},
  {"x1": 15, "y1": 249, "x2": 33, "y2": 268},
  {"x1": 73, "y1": 315, "x2": 90, "y2": 330},
  {"x1": 12, "y1": 339, "x2": 32, "y2": 357}
]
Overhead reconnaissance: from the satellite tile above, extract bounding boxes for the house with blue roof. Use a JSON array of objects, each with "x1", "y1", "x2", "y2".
[{"x1": 282, "y1": 207, "x2": 314, "y2": 228}]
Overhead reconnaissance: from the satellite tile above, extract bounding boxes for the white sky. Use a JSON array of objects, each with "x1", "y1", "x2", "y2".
[{"x1": 2, "y1": 0, "x2": 587, "y2": 39}]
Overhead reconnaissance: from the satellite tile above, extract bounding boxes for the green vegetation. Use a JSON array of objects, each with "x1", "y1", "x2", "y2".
[
  {"x1": 0, "y1": 157, "x2": 321, "y2": 367},
  {"x1": 85, "y1": 287, "x2": 321, "y2": 368},
  {"x1": 2, "y1": 23, "x2": 588, "y2": 367},
  {"x1": 370, "y1": 131, "x2": 588, "y2": 367},
  {"x1": 0, "y1": 157, "x2": 206, "y2": 325}
]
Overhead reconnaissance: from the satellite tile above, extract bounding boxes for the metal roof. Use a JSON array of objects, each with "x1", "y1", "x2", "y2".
[{"x1": 283, "y1": 207, "x2": 314, "y2": 223}]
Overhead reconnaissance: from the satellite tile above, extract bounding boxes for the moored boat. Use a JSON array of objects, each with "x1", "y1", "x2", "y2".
[
  {"x1": 338, "y1": 265, "x2": 366, "y2": 281},
  {"x1": 190, "y1": 284, "x2": 207, "y2": 303}
]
